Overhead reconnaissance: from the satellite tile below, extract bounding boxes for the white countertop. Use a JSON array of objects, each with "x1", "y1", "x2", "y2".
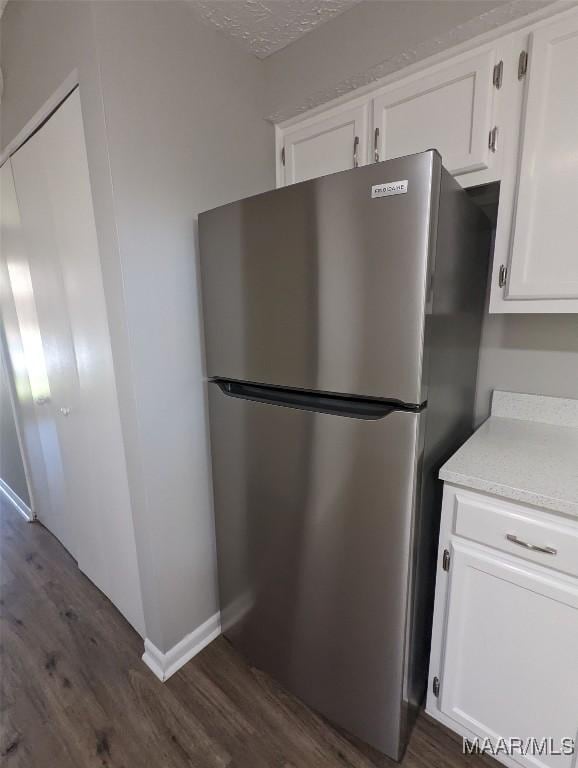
[{"x1": 439, "y1": 391, "x2": 578, "y2": 519}]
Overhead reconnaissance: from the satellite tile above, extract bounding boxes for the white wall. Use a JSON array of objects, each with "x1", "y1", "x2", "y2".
[
  {"x1": 0, "y1": 0, "x2": 274, "y2": 652},
  {"x1": 0, "y1": 344, "x2": 29, "y2": 506}
]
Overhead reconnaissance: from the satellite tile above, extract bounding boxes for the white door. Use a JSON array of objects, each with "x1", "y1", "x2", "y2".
[
  {"x1": 282, "y1": 102, "x2": 369, "y2": 185},
  {"x1": 372, "y1": 49, "x2": 497, "y2": 176},
  {"x1": 506, "y1": 15, "x2": 578, "y2": 300},
  {"x1": 11, "y1": 130, "x2": 88, "y2": 564},
  {"x1": 8, "y1": 91, "x2": 144, "y2": 635},
  {"x1": 440, "y1": 541, "x2": 578, "y2": 768},
  {"x1": 1, "y1": 160, "x2": 74, "y2": 550}
]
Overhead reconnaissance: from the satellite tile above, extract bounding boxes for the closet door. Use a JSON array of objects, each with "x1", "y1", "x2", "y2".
[
  {"x1": 3, "y1": 159, "x2": 81, "y2": 559},
  {"x1": 11, "y1": 133, "x2": 90, "y2": 566},
  {"x1": 10, "y1": 91, "x2": 144, "y2": 634},
  {"x1": 0, "y1": 162, "x2": 61, "y2": 533}
]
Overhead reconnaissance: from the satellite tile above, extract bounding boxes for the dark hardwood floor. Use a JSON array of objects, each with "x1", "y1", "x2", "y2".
[{"x1": 0, "y1": 496, "x2": 496, "y2": 767}]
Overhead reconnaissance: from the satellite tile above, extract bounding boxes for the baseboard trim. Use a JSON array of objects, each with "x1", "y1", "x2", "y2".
[
  {"x1": 0, "y1": 479, "x2": 33, "y2": 521},
  {"x1": 142, "y1": 612, "x2": 221, "y2": 682}
]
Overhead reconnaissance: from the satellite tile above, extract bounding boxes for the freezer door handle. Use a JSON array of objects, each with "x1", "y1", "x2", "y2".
[{"x1": 213, "y1": 379, "x2": 423, "y2": 420}]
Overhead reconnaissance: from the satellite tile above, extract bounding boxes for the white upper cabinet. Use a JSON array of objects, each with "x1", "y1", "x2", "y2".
[
  {"x1": 372, "y1": 50, "x2": 496, "y2": 176},
  {"x1": 275, "y1": 6, "x2": 578, "y2": 312},
  {"x1": 506, "y1": 15, "x2": 578, "y2": 301},
  {"x1": 281, "y1": 102, "x2": 369, "y2": 185}
]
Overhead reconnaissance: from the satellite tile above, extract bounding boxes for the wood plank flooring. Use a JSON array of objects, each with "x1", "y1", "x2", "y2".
[{"x1": 0, "y1": 496, "x2": 497, "y2": 768}]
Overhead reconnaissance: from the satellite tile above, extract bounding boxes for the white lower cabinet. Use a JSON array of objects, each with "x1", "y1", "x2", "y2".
[
  {"x1": 428, "y1": 486, "x2": 578, "y2": 768},
  {"x1": 441, "y1": 542, "x2": 578, "y2": 768}
]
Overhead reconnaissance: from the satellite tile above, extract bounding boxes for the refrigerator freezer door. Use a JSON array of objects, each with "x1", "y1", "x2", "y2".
[
  {"x1": 208, "y1": 382, "x2": 423, "y2": 758},
  {"x1": 199, "y1": 152, "x2": 440, "y2": 405}
]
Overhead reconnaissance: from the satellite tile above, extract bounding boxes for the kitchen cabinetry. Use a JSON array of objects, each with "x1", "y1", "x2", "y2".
[
  {"x1": 279, "y1": 48, "x2": 498, "y2": 186},
  {"x1": 428, "y1": 485, "x2": 578, "y2": 768},
  {"x1": 280, "y1": 101, "x2": 369, "y2": 185},
  {"x1": 275, "y1": 6, "x2": 578, "y2": 313},
  {"x1": 372, "y1": 49, "x2": 497, "y2": 176},
  {"x1": 505, "y1": 14, "x2": 578, "y2": 302}
]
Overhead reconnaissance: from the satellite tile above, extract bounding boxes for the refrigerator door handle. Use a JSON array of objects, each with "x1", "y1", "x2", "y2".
[{"x1": 213, "y1": 379, "x2": 423, "y2": 420}]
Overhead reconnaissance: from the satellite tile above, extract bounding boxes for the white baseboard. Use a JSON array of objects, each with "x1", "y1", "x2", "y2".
[
  {"x1": 142, "y1": 611, "x2": 221, "y2": 682},
  {"x1": 0, "y1": 479, "x2": 33, "y2": 521}
]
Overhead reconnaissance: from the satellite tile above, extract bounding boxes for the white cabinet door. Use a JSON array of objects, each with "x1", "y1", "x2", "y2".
[
  {"x1": 440, "y1": 540, "x2": 578, "y2": 768},
  {"x1": 372, "y1": 49, "x2": 497, "y2": 176},
  {"x1": 282, "y1": 102, "x2": 369, "y2": 185},
  {"x1": 506, "y1": 16, "x2": 578, "y2": 300}
]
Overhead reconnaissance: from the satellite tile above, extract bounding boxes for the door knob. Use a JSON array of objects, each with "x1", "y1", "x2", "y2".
[{"x1": 60, "y1": 407, "x2": 71, "y2": 417}]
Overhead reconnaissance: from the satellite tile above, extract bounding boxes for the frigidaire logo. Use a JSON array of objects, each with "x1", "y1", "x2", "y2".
[{"x1": 371, "y1": 180, "x2": 408, "y2": 198}]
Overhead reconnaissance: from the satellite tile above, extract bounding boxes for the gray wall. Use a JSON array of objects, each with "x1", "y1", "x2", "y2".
[
  {"x1": 475, "y1": 313, "x2": 578, "y2": 423},
  {"x1": 0, "y1": 0, "x2": 274, "y2": 651},
  {"x1": 0, "y1": 346, "x2": 30, "y2": 506},
  {"x1": 91, "y1": 0, "x2": 274, "y2": 649}
]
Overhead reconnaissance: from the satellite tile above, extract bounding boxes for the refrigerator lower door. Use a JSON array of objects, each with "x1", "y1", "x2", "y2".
[{"x1": 208, "y1": 382, "x2": 424, "y2": 759}]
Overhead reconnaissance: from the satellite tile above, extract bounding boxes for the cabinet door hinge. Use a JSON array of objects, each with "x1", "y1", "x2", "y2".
[
  {"x1": 498, "y1": 264, "x2": 508, "y2": 288},
  {"x1": 433, "y1": 676, "x2": 440, "y2": 697},
  {"x1": 492, "y1": 60, "x2": 503, "y2": 89},
  {"x1": 518, "y1": 50, "x2": 528, "y2": 80},
  {"x1": 488, "y1": 126, "x2": 498, "y2": 153},
  {"x1": 281, "y1": 146, "x2": 286, "y2": 166},
  {"x1": 442, "y1": 549, "x2": 451, "y2": 572}
]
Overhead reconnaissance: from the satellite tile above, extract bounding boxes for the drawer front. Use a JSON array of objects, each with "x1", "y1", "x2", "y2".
[{"x1": 453, "y1": 492, "x2": 578, "y2": 579}]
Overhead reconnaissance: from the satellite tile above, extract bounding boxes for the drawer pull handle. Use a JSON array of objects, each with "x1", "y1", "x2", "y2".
[{"x1": 506, "y1": 534, "x2": 557, "y2": 556}]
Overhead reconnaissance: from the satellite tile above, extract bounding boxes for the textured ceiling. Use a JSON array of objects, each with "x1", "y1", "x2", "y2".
[{"x1": 191, "y1": 0, "x2": 362, "y2": 58}]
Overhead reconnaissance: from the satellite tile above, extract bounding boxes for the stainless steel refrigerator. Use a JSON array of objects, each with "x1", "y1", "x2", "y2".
[{"x1": 198, "y1": 151, "x2": 489, "y2": 760}]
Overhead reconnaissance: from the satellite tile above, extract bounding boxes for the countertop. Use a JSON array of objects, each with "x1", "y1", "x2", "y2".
[{"x1": 439, "y1": 391, "x2": 578, "y2": 519}]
